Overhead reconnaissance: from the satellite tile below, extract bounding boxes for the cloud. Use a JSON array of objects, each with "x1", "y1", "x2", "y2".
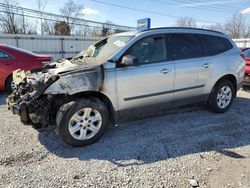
[
  {"x1": 82, "y1": 7, "x2": 100, "y2": 15},
  {"x1": 241, "y1": 7, "x2": 250, "y2": 14},
  {"x1": 178, "y1": 0, "x2": 242, "y2": 7}
]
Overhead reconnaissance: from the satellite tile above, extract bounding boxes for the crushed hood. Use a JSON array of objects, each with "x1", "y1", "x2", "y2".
[
  {"x1": 13, "y1": 58, "x2": 103, "y2": 96},
  {"x1": 44, "y1": 58, "x2": 102, "y2": 75}
]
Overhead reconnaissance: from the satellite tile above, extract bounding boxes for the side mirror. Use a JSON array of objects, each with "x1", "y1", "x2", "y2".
[{"x1": 121, "y1": 55, "x2": 139, "y2": 66}]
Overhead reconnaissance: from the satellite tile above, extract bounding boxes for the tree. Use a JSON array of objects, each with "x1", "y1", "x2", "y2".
[
  {"x1": 224, "y1": 13, "x2": 250, "y2": 39},
  {"x1": 99, "y1": 20, "x2": 113, "y2": 37},
  {"x1": 54, "y1": 21, "x2": 70, "y2": 35},
  {"x1": 0, "y1": 0, "x2": 25, "y2": 34},
  {"x1": 60, "y1": 0, "x2": 83, "y2": 34},
  {"x1": 100, "y1": 25, "x2": 109, "y2": 37},
  {"x1": 36, "y1": 0, "x2": 48, "y2": 35},
  {"x1": 43, "y1": 20, "x2": 55, "y2": 35},
  {"x1": 205, "y1": 23, "x2": 225, "y2": 33},
  {"x1": 176, "y1": 16, "x2": 197, "y2": 28}
]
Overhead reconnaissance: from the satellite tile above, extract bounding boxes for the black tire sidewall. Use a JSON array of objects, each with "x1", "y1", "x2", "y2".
[
  {"x1": 5, "y1": 75, "x2": 13, "y2": 94},
  {"x1": 208, "y1": 80, "x2": 235, "y2": 113},
  {"x1": 57, "y1": 97, "x2": 109, "y2": 147}
]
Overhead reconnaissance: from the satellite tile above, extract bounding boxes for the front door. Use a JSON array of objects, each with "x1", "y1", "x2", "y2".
[{"x1": 116, "y1": 35, "x2": 175, "y2": 119}]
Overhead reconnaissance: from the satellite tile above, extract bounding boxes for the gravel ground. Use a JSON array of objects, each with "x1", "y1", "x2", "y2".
[{"x1": 0, "y1": 89, "x2": 250, "y2": 188}]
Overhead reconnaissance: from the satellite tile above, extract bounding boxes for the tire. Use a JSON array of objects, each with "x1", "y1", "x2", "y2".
[
  {"x1": 207, "y1": 80, "x2": 235, "y2": 113},
  {"x1": 56, "y1": 97, "x2": 109, "y2": 147},
  {"x1": 5, "y1": 75, "x2": 15, "y2": 94}
]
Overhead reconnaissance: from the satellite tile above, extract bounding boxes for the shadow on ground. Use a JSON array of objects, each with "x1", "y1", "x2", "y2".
[{"x1": 36, "y1": 94, "x2": 250, "y2": 166}]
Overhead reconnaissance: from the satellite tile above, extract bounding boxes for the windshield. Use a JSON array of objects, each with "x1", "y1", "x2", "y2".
[{"x1": 73, "y1": 35, "x2": 134, "y2": 63}]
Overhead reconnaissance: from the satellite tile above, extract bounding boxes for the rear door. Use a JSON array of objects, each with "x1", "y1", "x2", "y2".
[
  {"x1": 0, "y1": 50, "x2": 15, "y2": 67},
  {"x1": 167, "y1": 33, "x2": 210, "y2": 106},
  {"x1": 0, "y1": 50, "x2": 16, "y2": 80},
  {"x1": 116, "y1": 35, "x2": 175, "y2": 119}
]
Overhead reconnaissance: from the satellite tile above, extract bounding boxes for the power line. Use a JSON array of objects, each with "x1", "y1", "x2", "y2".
[
  {"x1": 90, "y1": 0, "x2": 219, "y2": 24},
  {"x1": 0, "y1": 10, "x2": 105, "y2": 29},
  {"x1": 155, "y1": 0, "x2": 242, "y2": 13},
  {"x1": 0, "y1": 3, "x2": 135, "y2": 30},
  {"x1": 183, "y1": 0, "x2": 246, "y2": 11}
]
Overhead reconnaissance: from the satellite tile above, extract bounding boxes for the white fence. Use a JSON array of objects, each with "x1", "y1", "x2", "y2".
[
  {"x1": 0, "y1": 34, "x2": 249, "y2": 61},
  {"x1": 233, "y1": 38, "x2": 250, "y2": 48},
  {"x1": 0, "y1": 34, "x2": 101, "y2": 60}
]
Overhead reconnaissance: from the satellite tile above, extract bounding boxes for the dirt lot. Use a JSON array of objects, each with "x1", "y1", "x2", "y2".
[{"x1": 0, "y1": 89, "x2": 250, "y2": 188}]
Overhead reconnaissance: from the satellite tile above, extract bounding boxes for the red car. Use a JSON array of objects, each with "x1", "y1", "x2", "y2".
[
  {"x1": 0, "y1": 44, "x2": 52, "y2": 93},
  {"x1": 241, "y1": 48, "x2": 250, "y2": 86}
]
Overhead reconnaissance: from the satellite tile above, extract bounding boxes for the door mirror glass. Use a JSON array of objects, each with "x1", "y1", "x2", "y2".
[{"x1": 121, "y1": 55, "x2": 139, "y2": 66}]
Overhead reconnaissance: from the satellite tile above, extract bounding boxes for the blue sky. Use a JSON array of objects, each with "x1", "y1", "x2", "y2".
[{"x1": 17, "y1": 0, "x2": 250, "y2": 27}]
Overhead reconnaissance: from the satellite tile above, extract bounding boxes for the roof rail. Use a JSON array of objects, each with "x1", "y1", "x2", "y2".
[{"x1": 139, "y1": 27, "x2": 224, "y2": 35}]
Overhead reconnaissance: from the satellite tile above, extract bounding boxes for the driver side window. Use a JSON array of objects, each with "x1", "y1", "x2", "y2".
[{"x1": 125, "y1": 36, "x2": 166, "y2": 64}]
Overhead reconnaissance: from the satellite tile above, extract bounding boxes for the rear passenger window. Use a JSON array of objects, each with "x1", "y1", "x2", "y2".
[
  {"x1": 199, "y1": 35, "x2": 233, "y2": 56},
  {"x1": 168, "y1": 34, "x2": 203, "y2": 60}
]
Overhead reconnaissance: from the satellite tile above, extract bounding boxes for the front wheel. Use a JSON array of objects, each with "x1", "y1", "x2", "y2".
[
  {"x1": 207, "y1": 80, "x2": 235, "y2": 113},
  {"x1": 56, "y1": 97, "x2": 109, "y2": 147}
]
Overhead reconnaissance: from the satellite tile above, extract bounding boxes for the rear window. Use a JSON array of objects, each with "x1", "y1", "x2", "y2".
[
  {"x1": 167, "y1": 34, "x2": 203, "y2": 60},
  {"x1": 199, "y1": 35, "x2": 233, "y2": 56},
  {"x1": 0, "y1": 51, "x2": 10, "y2": 58}
]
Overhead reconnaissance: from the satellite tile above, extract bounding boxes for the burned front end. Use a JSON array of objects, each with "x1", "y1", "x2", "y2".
[
  {"x1": 6, "y1": 60, "x2": 102, "y2": 128},
  {"x1": 6, "y1": 70, "x2": 59, "y2": 127}
]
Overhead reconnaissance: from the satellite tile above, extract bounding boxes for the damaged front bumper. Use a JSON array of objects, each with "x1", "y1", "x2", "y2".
[
  {"x1": 6, "y1": 69, "x2": 58, "y2": 127},
  {"x1": 6, "y1": 96, "x2": 30, "y2": 123},
  {"x1": 6, "y1": 92, "x2": 54, "y2": 127}
]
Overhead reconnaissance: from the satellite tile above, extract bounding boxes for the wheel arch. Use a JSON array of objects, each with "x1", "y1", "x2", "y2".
[
  {"x1": 71, "y1": 91, "x2": 117, "y2": 125},
  {"x1": 4, "y1": 73, "x2": 12, "y2": 89},
  {"x1": 213, "y1": 74, "x2": 237, "y2": 96}
]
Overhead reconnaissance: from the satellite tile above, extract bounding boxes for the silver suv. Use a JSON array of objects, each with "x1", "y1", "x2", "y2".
[{"x1": 7, "y1": 28, "x2": 245, "y2": 147}]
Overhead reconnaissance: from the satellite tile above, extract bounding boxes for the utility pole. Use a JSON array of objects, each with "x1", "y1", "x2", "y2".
[{"x1": 21, "y1": 8, "x2": 25, "y2": 34}]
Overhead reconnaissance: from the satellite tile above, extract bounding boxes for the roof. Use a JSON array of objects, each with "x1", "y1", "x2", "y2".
[{"x1": 139, "y1": 27, "x2": 224, "y2": 35}]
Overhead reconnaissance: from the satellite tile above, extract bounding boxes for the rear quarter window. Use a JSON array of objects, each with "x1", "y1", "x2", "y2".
[{"x1": 199, "y1": 35, "x2": 233, "y2": 56}]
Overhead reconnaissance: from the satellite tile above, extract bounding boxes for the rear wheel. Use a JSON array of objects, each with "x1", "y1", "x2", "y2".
[
  {"x1": 5, "y1": 75, "x2": 16, "y2": 93},
  {"x1": 207, "y1": 80, "x2": 235, "y2": 113},
  {"x1": 56, "y1": 97, "x2": 109, "y2": 147}
]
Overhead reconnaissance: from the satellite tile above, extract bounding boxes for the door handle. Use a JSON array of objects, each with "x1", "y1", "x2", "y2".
[
  {"x1": 203, "y1": 63, "x2": 212, "y2": 68},
  {"x1": 160, "y1": 68, "x2": 171, "y2": 74}
]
